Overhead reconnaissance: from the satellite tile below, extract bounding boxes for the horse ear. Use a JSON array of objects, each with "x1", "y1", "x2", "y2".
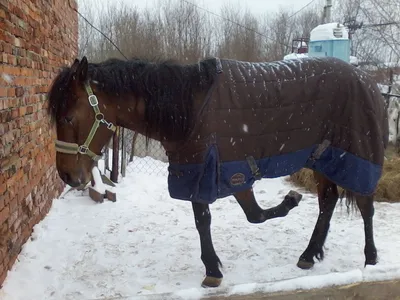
[
  {"x1": 70, "y1": 58, "x2": 80, "y2": 73},
  {"x1": 68, "y1": 58, "x2": 80, "y2": 81},
  {"x1": 76, "y1": 56, "x2": 88, "y2": 82}
]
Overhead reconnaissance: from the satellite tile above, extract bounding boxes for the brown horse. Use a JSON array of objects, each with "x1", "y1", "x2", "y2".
[{"x1": 47, "y1": 56, "x2": 388, "y2": 288}]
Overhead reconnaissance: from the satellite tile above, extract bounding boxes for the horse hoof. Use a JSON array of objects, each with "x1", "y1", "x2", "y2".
[
  {"x1": 283, "y1": 191, "x2": 303, "y2": 211},
  {"x1": 365, "y1": 259, "x2": 377, "y2": 266},
  {"x1": 297, "y1": 259, "x2": 314, "y2": 270},
  {"x1": 201, "y1": 276, "x2": 222, "y2": 288},
  {"x1": 287, "y1": 190, "x2": 303, "y2": 206}
]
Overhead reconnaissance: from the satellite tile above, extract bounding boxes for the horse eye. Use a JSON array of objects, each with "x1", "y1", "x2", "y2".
[{"x1": 64, "y1": 116, "x2": 74, "y2": 124}]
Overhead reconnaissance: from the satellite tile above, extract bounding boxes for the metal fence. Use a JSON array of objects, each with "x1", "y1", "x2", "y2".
[
  {"x1": 119, "y1": 128, "x2": 168, "y2": 176},
  {"x1": 103, "y1": 127, "x2": 168, "y2": 183}
]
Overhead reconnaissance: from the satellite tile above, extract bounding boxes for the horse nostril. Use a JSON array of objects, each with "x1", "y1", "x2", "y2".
[
  {"x1": 58, "y1": 171, "x2": 81, "y2": 187},
  {"x1": 58, "y1": 171, "x2": 69, "y2": 183}
]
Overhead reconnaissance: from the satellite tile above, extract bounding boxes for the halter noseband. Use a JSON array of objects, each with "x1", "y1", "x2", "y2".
[{"x1": 55, "y1": 81, "x2": 116, "y2": 161}]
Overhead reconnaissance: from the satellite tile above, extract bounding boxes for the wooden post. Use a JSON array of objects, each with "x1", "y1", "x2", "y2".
[
  {"x1": 104, "y1": 140, "x2": 110, "y2": 175},
  {"x1": 129, "y1": 131, "x2": 139, "y2": 162},
  {"x1": 396, "y1": 109, "x2": 400, "y2": 154},
  {"x1": 385, "y1": 68, "x2": 394, "y2": 113},
  {"x1": 110, "y1": 127, "x2": 120, "y2": 183},
  {"x1": 121, "y1": 128, "x2": 126, "y2": 177}
]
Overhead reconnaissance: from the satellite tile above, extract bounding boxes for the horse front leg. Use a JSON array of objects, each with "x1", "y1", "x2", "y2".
[
  {"x1": 192, "y1": 202, "x2": 223, "y2": 288},
  {"x1": 234, "y1": 188, "x2": 302, "y2": 224}
]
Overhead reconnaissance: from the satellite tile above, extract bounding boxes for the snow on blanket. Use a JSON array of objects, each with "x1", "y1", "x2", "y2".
[{"x1": 1, "y1": 157, "x2": 400, "y2": 300}]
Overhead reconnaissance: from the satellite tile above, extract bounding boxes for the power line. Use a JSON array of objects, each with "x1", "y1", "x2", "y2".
[
  {"x1": 363, "y1": 21, "x2": 400, "y2": 28},
  {"x1": 180, "y1": 0, "x2": 291, "y2": 49},
  {"x1": 345, "y1": 19, "x2": 400, "y2": 35},
  {"x1": 72, "y1": 7, "x2": 128, "y2": 60},
  {"x1": 288, "y1": 0, "x2": 318, "y2": 19}
]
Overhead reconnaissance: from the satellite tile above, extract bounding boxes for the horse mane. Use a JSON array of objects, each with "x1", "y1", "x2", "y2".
[
  {"x1": 47, "y1": 67, "x2": 74, "y2": 123},
  {"x1": 47, "y1": 57, "x2": 218, "y2": 142}
]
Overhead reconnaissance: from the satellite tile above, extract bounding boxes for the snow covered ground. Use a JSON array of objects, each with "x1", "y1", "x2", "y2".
[{"x1": 1, "y1": 157, "x2": 400, "y2": 300}]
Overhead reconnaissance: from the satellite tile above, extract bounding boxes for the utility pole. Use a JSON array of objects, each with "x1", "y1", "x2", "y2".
[{"x1": 323, "y1": 0, "x2": 332, "y2": 23}]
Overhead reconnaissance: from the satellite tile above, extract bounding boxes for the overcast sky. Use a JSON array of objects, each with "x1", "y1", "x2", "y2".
[
  {"x1": 131, "y1": 0, "x2": 317, "y2": 15},
  {"x1": 80, "y1": 0, "x2": 323, "y2": 17}
]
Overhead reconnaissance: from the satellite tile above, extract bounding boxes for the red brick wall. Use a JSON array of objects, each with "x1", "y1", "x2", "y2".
[{"x1": 0, "y1": 0, "x2": 78, "y2": 285}]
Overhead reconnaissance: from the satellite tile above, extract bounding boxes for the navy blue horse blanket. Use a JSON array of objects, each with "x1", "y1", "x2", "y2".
[{"x1": 166, "y1": 56, "x2": 389, "y2": 204}]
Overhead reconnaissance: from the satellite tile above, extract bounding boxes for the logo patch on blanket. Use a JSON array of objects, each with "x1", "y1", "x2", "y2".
[{"x1": 230, "y1": 173, "x2": 245, "y2": 186}]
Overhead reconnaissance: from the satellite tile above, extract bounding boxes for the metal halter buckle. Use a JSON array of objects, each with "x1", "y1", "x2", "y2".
[
  {"x1": 78, "y1": 145, "x2": 89, "y2": 154},
  {"x1": 88, "y1": 95, "x2": 98, "y2": 106},
  {"x1": 95, "y1": 113, "x2": 104, "y2": 121}
]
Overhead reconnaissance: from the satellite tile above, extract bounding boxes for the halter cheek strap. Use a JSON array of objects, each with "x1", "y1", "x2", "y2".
[{"x1": 55, "y1": 81, "x2": 117, "y2": 161}]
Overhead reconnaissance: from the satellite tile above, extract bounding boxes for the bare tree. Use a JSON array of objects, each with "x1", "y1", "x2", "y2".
[
  {"x1": 159, "y1": 0, "x2": 213, "y2": 62},
  {"x1": 333, "y1": 0, "x2": 400, "y2": 65},
  {"x1": 214, "y1": 4, "x2": 264, "y2": 61}
]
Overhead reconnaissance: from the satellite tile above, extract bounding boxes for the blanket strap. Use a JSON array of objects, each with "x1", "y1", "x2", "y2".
[
  {"x1": 246, "y1": 156, "x2": 262, "y2": 180},
  {"x1": 310, "y1": 139, "x2": 331, "y2": 161}
]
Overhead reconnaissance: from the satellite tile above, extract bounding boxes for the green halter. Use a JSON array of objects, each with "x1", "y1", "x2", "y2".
[{"x1": 55, "y1": 81, "x2": 116, "y2": 161}]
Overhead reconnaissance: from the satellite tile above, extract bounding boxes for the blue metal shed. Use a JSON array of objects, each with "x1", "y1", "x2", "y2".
[{"x1": 308, "y1": 22, "x2": 350, "y2": 63}]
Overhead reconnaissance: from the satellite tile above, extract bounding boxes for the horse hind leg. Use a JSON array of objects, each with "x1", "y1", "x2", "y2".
[
  {"x1": 297, "y1": 171, "x2": 339, "y2": 269},
  {"x1": 234, "y1": 188, "x2": 302, "y2": 224},
  {"x1": 353, "y1": 192, "x2": 377, "y2": 266}
]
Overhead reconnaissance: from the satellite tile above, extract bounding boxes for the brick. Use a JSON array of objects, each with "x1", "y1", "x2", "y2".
[
  {"x1": 7, "y1": 54, "x2": 17, "y2": 65},
  {"x1": 3, "y1": 33, "x2": 13, "y2": 45},
  {"x1": 6, "y1": 88, "x2": 15, "y2": 97},
  {"x1": 1, "y1": 192, "x2": 10, "y2": 206},
  {"x1": 11, "y1": 108, "x2": 19, "y2": 119},
  {"x1": 15, "y1": 87, "x2": 24, "y2": 97},
  {"x1": 17, "y1": 57, "x2": 27, "y2": 66},
  {"x1": 0, "y1": 206, "x2": 9, "y2": 226},
  {"x1": 8, "y1": 195, "x2": 18, "y2": 214},
  {"x1": 14, "y1": 38, "x2": 21, "y2": 47},
  {"x1": 0, "y1": 270, "x2": 7, "y2": 288},
  {"x1": 26, "y1": 105, "x2": 34, "y2": 114},
  {"x1": 14, "y1": 77, "x2": 26, "y2": 86},
  {"x1": 0, "y1": 246, "x2": 6, "y2": 263},
  {"x1": 14, "y1": 27, "x2": 25, "y2": 39},
  {"x1": 0, "y1": 123, "x2": 9, "y2": 135},
  {"x1": 3, "y1": 43, "x2": 12, "y2": 54},
  {"x1": 0, "y1": 110, "x2": 11, "y2": 123},
  {"x1": 7, "y1": 211, "x2": 18, "y2": 228},
  {"x1": 18, "y1": 106, "x2": 26, "y2": 116},
  {"x1": 0, "y1": 183, "x2": 5, "y2": 195},
  {"x1": 0, "y1": 200, "x2": 4, "y2": 215}
]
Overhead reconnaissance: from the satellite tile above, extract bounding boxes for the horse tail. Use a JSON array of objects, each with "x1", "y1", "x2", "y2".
[{"x1": 339, "y1": 189, "x2": 358, "y2": 215}]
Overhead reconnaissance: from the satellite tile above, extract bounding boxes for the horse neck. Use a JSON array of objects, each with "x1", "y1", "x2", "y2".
[{"x1": 113, "y1": 96, "x2": 158, "y2": 140}]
